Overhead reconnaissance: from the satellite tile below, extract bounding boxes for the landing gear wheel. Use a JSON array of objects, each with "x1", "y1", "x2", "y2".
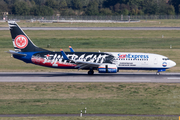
[
  {"x1": 156, "y1": 72, "x2": 160, "y2": 75},
  {"x1": 88, "y1": 70, "x2": 94, "y2": 75}
]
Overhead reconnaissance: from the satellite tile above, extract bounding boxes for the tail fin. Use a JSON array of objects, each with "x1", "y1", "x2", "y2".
[{"x1": 8, "y1": 21, "x2": 48, "y2": 52}]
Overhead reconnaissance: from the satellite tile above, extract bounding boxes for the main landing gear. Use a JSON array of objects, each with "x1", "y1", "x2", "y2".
[{"x1": 88, "y1": 70, "x2": 94, "y2": 75}]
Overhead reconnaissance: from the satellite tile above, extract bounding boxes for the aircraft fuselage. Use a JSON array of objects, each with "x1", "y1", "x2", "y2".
[{"x1": 14, "y1": 51, "x2": 176, "y2": 71}]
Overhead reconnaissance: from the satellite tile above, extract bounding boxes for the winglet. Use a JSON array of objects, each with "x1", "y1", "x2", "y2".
[
  {"x1": 60, "y1": 49, "x2": 69, "y2": 60},
  {"x1": 69, "y1": 46, "x2": 74, "y2": 52}
]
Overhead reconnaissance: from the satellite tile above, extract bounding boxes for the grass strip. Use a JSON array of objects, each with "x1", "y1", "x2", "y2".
[
  {"x1": 0, "y1": 116, "x2": 178, "y2": 120},
  {"x1": 2, "y1": 19, "x2": 180, "y2": 27},
  {"x1": 0, "y1": 83, "x2": 180, "y2": 115}
]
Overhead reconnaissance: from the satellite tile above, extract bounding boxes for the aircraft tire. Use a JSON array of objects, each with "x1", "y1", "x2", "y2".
[
  {"x1": 156, "y1": 72, "x2": 160, "y2": 75},
  {"x1": 88, "y1": 70, "x2": 94, "y2": 75}
]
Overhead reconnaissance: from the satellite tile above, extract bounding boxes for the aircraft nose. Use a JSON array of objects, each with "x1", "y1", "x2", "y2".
[{"x1": 170, "y1": 60, "x2": 176, "y2": 67}]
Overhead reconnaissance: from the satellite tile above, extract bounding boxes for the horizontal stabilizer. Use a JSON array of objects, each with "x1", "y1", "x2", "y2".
[{"x1": 7, "y1": 50, "x2": 27, "y2": 56}]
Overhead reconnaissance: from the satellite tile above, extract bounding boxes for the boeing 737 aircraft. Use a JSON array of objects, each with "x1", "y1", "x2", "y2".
[{"x1": 7, "y1": 21, "x2": 176, "y2": 75}]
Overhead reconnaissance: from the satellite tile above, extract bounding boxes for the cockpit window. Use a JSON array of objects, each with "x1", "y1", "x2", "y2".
[{"x1": 162, "y1": 58, "x2": 169, "y2": 60}]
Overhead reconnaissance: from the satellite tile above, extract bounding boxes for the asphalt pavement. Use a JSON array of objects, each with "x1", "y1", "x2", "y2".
[
  {"x1": 0, "y1": 72, "x2": 180, "y2": 83},
  {"x1": 1, "y1": 27, "x2": 180, "y2": 30}
]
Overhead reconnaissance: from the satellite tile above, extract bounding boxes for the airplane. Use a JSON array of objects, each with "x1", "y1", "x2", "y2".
[{"x1": 7, "y1": 21, "x2": 176, "y2": 75}]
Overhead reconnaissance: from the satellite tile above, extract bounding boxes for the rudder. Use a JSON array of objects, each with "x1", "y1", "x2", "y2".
[{"x1": 8, "y1": 21, "x2": 47, "y2": 52}]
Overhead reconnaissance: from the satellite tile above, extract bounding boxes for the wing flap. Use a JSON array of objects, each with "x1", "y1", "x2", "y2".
[{"x1": 75, "y1": 61, "x2": 101, "y2": 69}]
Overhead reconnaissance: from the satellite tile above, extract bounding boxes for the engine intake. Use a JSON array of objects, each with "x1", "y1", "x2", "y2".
[{"x1": 98, "y1": 64, "x2": 117, "y2": 73}]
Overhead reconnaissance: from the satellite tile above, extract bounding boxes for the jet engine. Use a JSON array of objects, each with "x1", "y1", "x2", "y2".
[{"x1": 98, "y1": 64, "x2": 118, "y2": 73}]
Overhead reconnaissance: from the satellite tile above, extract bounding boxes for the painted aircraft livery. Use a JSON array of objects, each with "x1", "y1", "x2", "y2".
[
  {"x1": 7, "y1": 21, "x2": 176, "y2": 75},
  {"x1": 14, "y1": 35, "x2": 28, "y2": 49}
]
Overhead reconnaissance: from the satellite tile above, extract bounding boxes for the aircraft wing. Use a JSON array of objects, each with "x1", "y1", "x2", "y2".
[
  {"x1": 61, "y1": 49, "x2": 101, "y2": 69},
  {"x1": 74, "y1": 60, "x2": 101, "y2": 69}
]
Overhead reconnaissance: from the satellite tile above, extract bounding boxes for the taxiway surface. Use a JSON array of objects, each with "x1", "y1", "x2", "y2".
[
  {"x1": 1, "y1": 27, "x2": 180, "y2": 30},
  {"x1": 0, "y1": 72, "x2": 180, "y2": 83}
]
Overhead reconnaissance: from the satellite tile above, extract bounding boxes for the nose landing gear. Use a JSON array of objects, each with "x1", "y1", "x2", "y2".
[
  {"x1": 156, "y1": 72, "x2": 160, "y2": 75},
  {"x1": 156, "y1": 69, "x2": 166, "y2": 75}
]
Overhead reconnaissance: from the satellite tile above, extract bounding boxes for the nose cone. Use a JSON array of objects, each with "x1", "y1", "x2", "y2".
[{"x1": 170, "y1": 60, "x2": 176, "y2": 67}]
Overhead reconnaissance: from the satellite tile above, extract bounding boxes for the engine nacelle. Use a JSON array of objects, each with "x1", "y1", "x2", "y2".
[{"x1": 98, "y1": 64, "x2": 118, "y2": 73}]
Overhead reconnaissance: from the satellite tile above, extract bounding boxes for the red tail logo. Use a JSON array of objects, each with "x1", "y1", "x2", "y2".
[{"x1": 14, "y1": 35, "x2": 28, "y2": 49}]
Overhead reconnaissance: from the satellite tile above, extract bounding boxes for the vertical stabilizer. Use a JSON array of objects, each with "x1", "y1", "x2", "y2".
[{"x1": 8, "y1": 21, "x2": 48, "y2": 52}]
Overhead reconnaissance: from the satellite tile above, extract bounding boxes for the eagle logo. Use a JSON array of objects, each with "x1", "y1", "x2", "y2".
[{"x1": 14, "y1": 35, "x2": 28, "y2": 49}]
